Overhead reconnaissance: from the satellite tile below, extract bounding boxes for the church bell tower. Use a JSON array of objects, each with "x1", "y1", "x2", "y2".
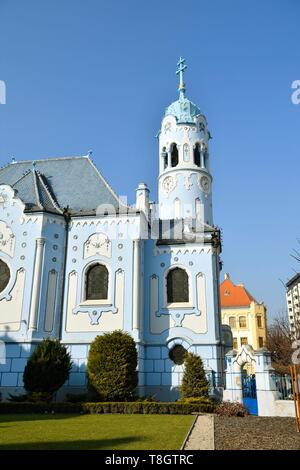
[{"x1": 158, "y1": 57, "x2": 213, "y2": 227}]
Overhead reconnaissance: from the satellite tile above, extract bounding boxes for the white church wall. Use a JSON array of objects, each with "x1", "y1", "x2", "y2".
[{"x1": 61, "y1": 214, "x2": 141, "y2": 344}]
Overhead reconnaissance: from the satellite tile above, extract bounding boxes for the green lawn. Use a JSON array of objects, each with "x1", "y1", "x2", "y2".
[{"x1": 0, "y1": 414, "x2": 193, "y2": 450}]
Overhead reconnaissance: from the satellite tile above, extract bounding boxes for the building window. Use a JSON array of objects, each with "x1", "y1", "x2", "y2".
[
  {"x1": 239, "y1": 316, "x2": 247, "y2": 328},
  {"x1": 229, "y1": 316, "x2": 236, "y2": 329},
  {"x1": 257, "y1": 315, "x2": 262, "y2": 328},
  {"x1": 171, "y1": 143, "x2": 178, "y2": 167},
  {"x1": 241, "y1": 337, "x2": 248, "y2": 346},
  {"x1": 193, "y1": 143, "x2": 201, "y2": 167},
  {"x1": 169, "y1": 344, "x2": 186, "y2": 365},
  {"x1": 0, "y1": 259, "x2": 10, "y2": 293},
  {"x1": 85, "y1": 264, "x2": 108, "y2": 300},
  {"x1": 233, "y1": 337, "x2": 238, "y2": 350},
  {"x1": 167, "y1": 267, "x2": 189, "y2": 303},
  {"x1": 258, "y1": 337, "x2": 264, "y2": 348}
]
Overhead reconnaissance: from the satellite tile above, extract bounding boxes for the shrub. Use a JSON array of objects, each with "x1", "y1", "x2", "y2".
[
  {"x1": 180, "y1": 352, "x2": 209, "y2": 399},
  {"x1": 178, "y1": 396, "x2": 213, "y2": 405},
  {"x1": 87, "y1": 330, "x2": 138, "y2": 401},
  {"x1": 23, "y1": 339, "x2": 72, "y2": 398},
  {"x1": 0, "y1": 401, "x2": 215, "y2": 415},
  {"x1": 215, "y1": 401, "x2": 249, "y2": 417},
  {"x1": 9, "y1": 392, "x2": 52, "y2": 403}
]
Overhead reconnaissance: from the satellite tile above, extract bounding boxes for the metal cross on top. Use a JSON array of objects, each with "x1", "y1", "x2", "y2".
[{"x1": 176, "y1": 56, "x2": 187, "y2": 98}]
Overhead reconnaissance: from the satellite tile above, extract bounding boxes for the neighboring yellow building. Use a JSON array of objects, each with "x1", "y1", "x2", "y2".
[{"x1": 220, "y1": 273, "x2": 267, "y2": 351}]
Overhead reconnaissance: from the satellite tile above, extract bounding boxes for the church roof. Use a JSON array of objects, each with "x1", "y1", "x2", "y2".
[
  {"x1": 0, "y1": 156, "x2": 125, "y2": 215},
  {"x1": 220, "y1": 275, "x2": 257, "y2": 308},
  {"x1": 11, "y1": 169, "x2": 62, "y2": 214}
]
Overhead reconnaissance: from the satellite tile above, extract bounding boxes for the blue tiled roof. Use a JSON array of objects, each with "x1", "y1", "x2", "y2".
[
  {"x1": 165, "y1": 96, "x2": 201, "y2": 124},
  {"x1": 0, "y1": 156, "x2": 124, "y2": 214}
]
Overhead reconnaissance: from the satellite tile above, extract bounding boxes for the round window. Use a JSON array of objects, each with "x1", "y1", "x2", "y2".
[
  {"x1": 0, "y1": 260, "x2": 10, "y2": 293},
  {"x1": 169, "y1": 344, "x2": 187, "y2": 365}
]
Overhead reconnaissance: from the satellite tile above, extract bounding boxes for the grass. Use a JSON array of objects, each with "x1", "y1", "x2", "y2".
[{"x1": 0, "y1": 414, "x2": 194, "y2": 450}]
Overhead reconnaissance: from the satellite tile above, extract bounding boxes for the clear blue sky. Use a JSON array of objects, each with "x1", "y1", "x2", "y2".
[{"x1": 0, "y1": 0, "x2": 299, "y2": 321}]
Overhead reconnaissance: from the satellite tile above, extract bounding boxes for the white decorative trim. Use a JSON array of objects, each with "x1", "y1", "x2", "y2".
[
  {"x1": 0, "y1": 220, "x2": 15, "y2": 257},
  {"x1": 83, "y1": 232, "x2": 111, "y2": 259},
  {"x1": 28, "y1": 238, "x2": 46, "y2": 331}
]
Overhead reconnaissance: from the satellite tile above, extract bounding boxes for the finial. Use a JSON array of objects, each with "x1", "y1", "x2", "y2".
[
  {"x1": 32, "y1": 161, "x2": 36, "y2": 171},
  {"x1": 88, "y1": 150, "x2": 93, "y2": 158},
  {"x1": 11, "y1": 156, "x2": 16, "y2": 164},
  {"x1": 176, "y1": 56, "x2": 187, "y2": 99}
]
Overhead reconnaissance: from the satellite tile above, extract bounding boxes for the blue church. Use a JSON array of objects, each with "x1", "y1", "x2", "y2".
[{"x1": 0, "y1": 58, "x2": 230, "y2": 400}]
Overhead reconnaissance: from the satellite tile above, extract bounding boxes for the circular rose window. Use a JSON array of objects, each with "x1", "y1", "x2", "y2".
[
  {"x1": 0, "y1": 260, "x2": 10, "y2": 293},
  {"x1": 169, "y1": 344, "x2": 187, "y2": 365}
]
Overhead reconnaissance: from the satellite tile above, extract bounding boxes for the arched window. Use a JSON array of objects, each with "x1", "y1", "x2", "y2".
[
  {"x1": 167, "y1": 267, "x2": 189, "y2": 303},
  {"x1": 86, "y1": 264, "x2": 108, "y2": 300},
  {"x1": 239, "y1": 316, "x2": 247, "y2": 328},
  {"x1": 0, "y1": 259, "x2": 10, "y2": 293},
  {"x1": 171, "y1": 143, "x2": 178, "y2": 167},
  {"x1": 229, "y1": 316, "x2": 236, "y2": 329},
  {"x1": 194, "y1": 143, "x2": 201, "y2": 167}
]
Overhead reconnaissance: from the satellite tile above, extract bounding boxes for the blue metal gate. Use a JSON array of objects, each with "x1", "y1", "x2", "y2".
[{"x1": 242, "y1": 373, "x2": 258, "y2": 415}]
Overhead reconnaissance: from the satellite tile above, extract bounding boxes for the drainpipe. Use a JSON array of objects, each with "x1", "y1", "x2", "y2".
[
  {"x1": 58, "y1": 206, "x2": 71, "y2": 340},
  {"x1": 213, "y1": 229, "x2": 224, "y2": 387}
]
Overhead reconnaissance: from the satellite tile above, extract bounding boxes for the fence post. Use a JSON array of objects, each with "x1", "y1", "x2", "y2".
[
  {"x1": 223, "y1": 349, "x2": 243, "y2": 403},
  {"x1": 255, "y1": 349, "x2": 279, "y2": 416}
]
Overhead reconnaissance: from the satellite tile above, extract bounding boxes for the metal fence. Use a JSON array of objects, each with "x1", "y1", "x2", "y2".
[{"x1": 270, "y1": 372, "x2": 293, "y2": 400}]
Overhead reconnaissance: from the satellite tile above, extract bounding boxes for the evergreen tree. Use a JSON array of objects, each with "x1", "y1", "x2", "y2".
[
  {"x1": 180, "y1": 352, "x2": 209, "y2": 398},
  {"x1": 87, "y1": 330, "x2": 138, "y2": 401},
  {"x1": 23, "y1": 338, "x2": 72, "y2": 398}
]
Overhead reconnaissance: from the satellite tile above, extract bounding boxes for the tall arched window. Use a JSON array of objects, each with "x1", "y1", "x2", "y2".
[
  {"x1": 194, "y1": 143, "x2": 201, "y2": 167},
  {"x1": 86, "y1": 264, "x2": 108, "y2": 300},
  {"x1": 171, "y1": 143, "x2": 178, "y2": 167},
  {"x1": 167, "y1": 267, "x2": 189, "y2": 303}
]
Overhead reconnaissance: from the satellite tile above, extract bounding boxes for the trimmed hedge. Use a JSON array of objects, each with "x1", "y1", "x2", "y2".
[
  {"x1": 0, "y1": 400, "x2": 215, "y2": 415},
  {"x1": 87, "y1": 331, "x2": 138, "y2": 401}
]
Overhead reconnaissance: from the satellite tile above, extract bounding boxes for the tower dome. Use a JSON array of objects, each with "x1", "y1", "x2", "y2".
[{"x1": 165, "y1": 97, "x2": 201, "y2": 124}]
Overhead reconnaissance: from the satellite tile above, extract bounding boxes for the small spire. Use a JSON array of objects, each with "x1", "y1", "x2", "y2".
[
  {"x1": 88, "y1": 150, "x2": 93, "y2": 158},
  {"x1": 32, "y1": 161, "x2": 36, "y2": 171},
  {"x1": 11, "y1": 156, "x2": 16, "y2": 164},
  {"x1": 176, "y1": 56, "x2": 187, "y2": 99}
]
